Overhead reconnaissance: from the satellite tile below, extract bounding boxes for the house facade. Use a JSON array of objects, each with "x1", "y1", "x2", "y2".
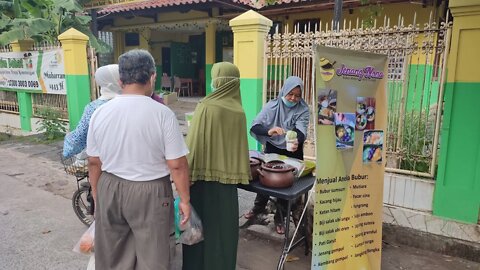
[{"x1": 86, "y1": 0, "x2": 445, "y2": 95}]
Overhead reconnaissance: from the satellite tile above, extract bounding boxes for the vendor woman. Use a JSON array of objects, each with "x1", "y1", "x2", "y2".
[{"x1": 244, "y1": 76, "x2": 310, "y2": 234}]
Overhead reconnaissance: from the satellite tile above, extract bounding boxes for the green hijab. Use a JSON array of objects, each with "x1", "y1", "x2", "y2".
[{"x1": 186, "y1": 62, "x2": 251, "y2": 185}]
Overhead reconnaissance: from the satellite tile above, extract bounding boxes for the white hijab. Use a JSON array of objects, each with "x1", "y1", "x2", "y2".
[{"x1": 95, "y1": 64, "x2": 122, "y2": 100}]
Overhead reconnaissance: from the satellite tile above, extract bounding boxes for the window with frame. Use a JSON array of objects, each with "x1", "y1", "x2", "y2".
[
  {"x1": 125, "y1": 32, "x2": 139, "y2": 47},
  {"x1": 98, "y1": 31, "x2": 114, "y2": 66}
]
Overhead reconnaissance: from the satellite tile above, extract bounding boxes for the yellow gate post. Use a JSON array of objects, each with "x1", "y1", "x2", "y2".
[
  {"x1": 230, "y1": 10, "x2": 272, "y2": 150},
  {"x1": 58, "y1": 28, "x2": 91, "y2": 130},
  {"x1": 433, "y1": 0, "x2": 480, "y2": 223},
  {"x1": 205, "y1": 22, "x2": 216, "y2": 95}
]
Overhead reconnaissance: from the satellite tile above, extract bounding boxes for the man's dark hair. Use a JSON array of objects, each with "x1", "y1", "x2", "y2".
[{"x1": 118, "y1": 49, "x2": 156, "y2": 85}]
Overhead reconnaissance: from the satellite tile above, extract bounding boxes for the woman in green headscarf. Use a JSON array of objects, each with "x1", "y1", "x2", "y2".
[{"x1": 182, "y1": 62, "x2": 250, "y2": 270}]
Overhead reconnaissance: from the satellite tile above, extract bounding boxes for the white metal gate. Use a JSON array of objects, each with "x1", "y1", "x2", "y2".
[{"x1": 264, "y1": 12, "x2": 452, "y2": 178}]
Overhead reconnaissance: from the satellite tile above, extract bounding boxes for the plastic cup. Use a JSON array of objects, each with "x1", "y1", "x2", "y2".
[{"x1": 286, "y1": 139, "x2": 297, "y2": 152}]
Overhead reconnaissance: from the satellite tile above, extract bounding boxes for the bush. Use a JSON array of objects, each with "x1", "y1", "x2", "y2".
[
  {"x1": 389, "y1": 109, "x2": 435, "y2": 174},
  {"x1": 35, "y1": 108, "x2": 66, "y2": 141}
]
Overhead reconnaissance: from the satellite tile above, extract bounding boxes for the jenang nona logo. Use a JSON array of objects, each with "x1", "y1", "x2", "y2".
[
  {"x1": 48, "y1": 51, "x2": 63, "y2": 67},
  {"x1": 319, "y1": 57, "x2": 336, "y2": 82}
]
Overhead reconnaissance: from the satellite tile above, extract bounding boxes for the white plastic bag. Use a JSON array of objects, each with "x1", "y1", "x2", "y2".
[
  {"x1": 73, "y1": 221, "x2": 95, "y2": 255},
  {"x1": 86, "y1": 255, "x2": 95, "y2": 270},
  {"x1": 179, "y1": 205, "x2": 204, "y2": 245}
]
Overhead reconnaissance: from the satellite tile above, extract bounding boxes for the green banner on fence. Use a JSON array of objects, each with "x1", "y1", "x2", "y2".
[{"x1": 0, "y1": 49, "x2": 66, "y2": 95}]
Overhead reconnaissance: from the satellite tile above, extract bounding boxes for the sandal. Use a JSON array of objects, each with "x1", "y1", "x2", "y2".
[
  {"x1": 244, "y1": 210, "x2": 258, "y2": 220},
  {"x1": 275, "y1": 223, "x2": 285, "y2": 235}
]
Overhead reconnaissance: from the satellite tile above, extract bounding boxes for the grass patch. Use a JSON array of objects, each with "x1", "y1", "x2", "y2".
[
  {"x1": 0, "y1": 132, "x2": 63, "y2": 145},
  {"x1": 0, "y1": 133, "x2": 13, "y2": 142}
]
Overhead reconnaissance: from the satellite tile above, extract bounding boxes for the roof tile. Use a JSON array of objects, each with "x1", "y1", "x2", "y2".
[
  {"x1": 97, "y1": 0, "x2": 312, "y2": 14},
  {"x1": 98, "y1": 0, "x2": 210, "y2": 14},
  {"x1": 232, "y1": 0, "x2": 310, "y2": 9}
]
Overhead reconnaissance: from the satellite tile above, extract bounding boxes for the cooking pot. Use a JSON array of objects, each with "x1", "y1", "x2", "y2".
[
  {"x1": 258, "y1": 161, "x2": 296, "y2": 188},
  {"x1": 249, "y1": 157, "x2": 263, "y2": 181}
]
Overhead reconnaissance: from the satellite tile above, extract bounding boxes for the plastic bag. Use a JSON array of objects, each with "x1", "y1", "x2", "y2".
[
  {"x1": 73, "y1": 221, "x2": 95, "y2": 255},
  {"x1": 179, "y1": 206, "x2": 204, "y2": 245},
  {"x1": 86, "y1": 255, "x2": 95, "y2": 270},
  {"x1": 174, "y1": 198, "x2": 204, "y2": 245},
  {"x1": 174, "y1": 198, "x2": 181, "y2": 239}
]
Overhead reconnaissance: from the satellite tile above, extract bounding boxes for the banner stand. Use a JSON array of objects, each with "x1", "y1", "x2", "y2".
[{"x1": 311, "y1": 45, "x2": 388, "y2": 270}]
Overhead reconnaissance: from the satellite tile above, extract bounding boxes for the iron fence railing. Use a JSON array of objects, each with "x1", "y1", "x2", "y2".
[
  {"x1": 32, "y1": 40, "x2": 61, "y2": 51},
  {"x1": 0, "y1": 91, "x2": 19, "y2": 114},
  {"x1": 0, "y1": 44, "x2": 12, "y2": 52},
  {"x1": 32, "y1": 93, "x2": 69, "y2": 120},
  {"x1": 264, "y1": 12, "x2": 452, "y2": 178}
]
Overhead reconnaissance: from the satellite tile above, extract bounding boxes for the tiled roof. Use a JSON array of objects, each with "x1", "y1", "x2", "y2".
[
  {"x1": 232, "y1": 0, "x2": 312, "y2": 9},
  {"x1": 97, "y1": 0, "x2": 312, "y2": 15},
  {"x1": 98, "y1": 0, "x2": 211, "y2": 14}
]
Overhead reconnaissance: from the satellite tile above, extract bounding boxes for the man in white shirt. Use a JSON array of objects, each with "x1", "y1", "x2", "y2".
[{"x1": 87, "y1": 49, "x2": 190, "y2": 270}]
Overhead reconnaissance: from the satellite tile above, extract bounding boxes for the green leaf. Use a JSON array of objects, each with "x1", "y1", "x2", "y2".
[
  {"x1": 0, "y1": 28, "x2": 25, "y2": 45},
  {"x1": 0, "y1": 1, "x2": 13, "y2": 10},
  {"x1": 35, "y1": 107, "x2": 66, "y2": 141},
  {"x1": 20, "y1": 1, "x2": 43, "y2": 18},
  {"x1": 16, "y1": 18, "x2": 55, "y2": 38},
  {"x1": 0, "y1": 13, "x2": 11, "y2": 29},
  {"x1": 75, "y1": 15, "x2": 91, "y2": 25},
  {"x1": 12, "y1": 0, "x2": 21, "y2": 18},
  {"x1": 0, "y1": 0, "x2": 99, "y2": 48},
  {"x1": 53, "y1": 0, "x2": 83, "y2": 12},
  {"x1": 0, "y1": 18, "x2": 55, "y2": 44},
  {"x1": 11, "y1": 18, "x2": 55, "y2": 32}
]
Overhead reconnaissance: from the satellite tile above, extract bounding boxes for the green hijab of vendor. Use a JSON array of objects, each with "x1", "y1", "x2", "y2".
[{"x1": 186, "y1": 62, "x2": 251, "y2": 185}]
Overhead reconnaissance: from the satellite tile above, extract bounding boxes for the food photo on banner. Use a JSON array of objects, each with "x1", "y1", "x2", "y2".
[
  {"x1": 334, "y1": 112, "x2": 355, "y2": 150},
  {"x1": 356, "y1": 97, "x2": 376, "y2": 130},
  {"x1": 363, "y1": 130, "x2": 384, "y2": 163},
  {"x1": 312, "y1": 45, "x2": 387, "y2": 270},
  {"x1": 318, "y1": 89, "x2": 338, "y2": 125}
]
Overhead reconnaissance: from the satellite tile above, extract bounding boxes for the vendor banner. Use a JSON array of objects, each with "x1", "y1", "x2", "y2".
[
  {"x1": 312, "y1": 46, "x2": 387, "y2": 270},
  {"x1": 0, "y1": 49, "x2": 66, "y2": 94}
]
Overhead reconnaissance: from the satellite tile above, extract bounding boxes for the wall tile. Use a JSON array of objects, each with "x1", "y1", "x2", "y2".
[
  {"x1": 383, "y1": 206, "x2": 395, "y2": 224},
  {"x1": 383, "y1": 175, "x2": 391, "y2": 204},
  {"x1": 393, "y1": 176, "x2": 406, "y2": 206},
  {"x1": 425, "y1": 215, "x2": 446, "y2": 236},
  {"x1": 389, "y1": 207, "x2": 411, "y2": 228},
  {"x1": 412, "y1": 180, "x2": 434, "y2": 211},
  {"x1": 458, "y1": 224, "x2": 480, "y2": 243},
  {"x1": 407, "y1": 213, "x2": 428, "y2": 232}
]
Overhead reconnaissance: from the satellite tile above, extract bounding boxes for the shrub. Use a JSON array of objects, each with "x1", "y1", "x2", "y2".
[
  {"x1": 388, "y1": 109, "x2": 436, "y2": 174},
  {"x1": 35, "y1": 107, "x2": 66, "y2": 141}
]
